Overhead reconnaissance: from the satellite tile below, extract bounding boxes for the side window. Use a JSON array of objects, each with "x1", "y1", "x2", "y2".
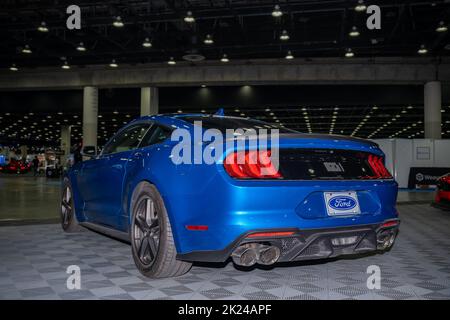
[
  {"x1": 140, "y1": 125, "x2": 173, "y2": 148},
  {"x1": 102, "y1": 124, "x2": 150, "y2": 155}
]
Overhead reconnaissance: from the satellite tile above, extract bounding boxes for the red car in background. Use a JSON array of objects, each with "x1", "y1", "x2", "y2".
[
  {"x1": 0, "y1": 159, "x2": 31, "y2": 174},
  {"x1": 433, "y1": 174, "x2": 450, "y2": 210}
]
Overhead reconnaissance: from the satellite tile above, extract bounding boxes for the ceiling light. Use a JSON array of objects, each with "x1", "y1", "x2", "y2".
[
  {"x1": 285, "y1": 50, "x2": 294, "y2": 59},
  {"x1": 142, "y1": 37, "x2": 152, "y2": 48},
  {"x1": 280, "y1": 30, "x2": 290, "y2": 41},
  {"x1": 61, "y1": 61, "x2": 70, "y2": 70},
  {"x1": 38, "y1": 21, "x2": 48, "y2": 32},
  {"x1": 436, "y1": 21, "x2": 448, "y2": 33},
  {"x1": 220, "y1": 54, "x2": 229, "y2": 63},
  {"x1": 9, "y1": 64, "x2": 18, "y2": 71},
  {"x1": 177, "y1": 109, "x2": 183, "y2": 113},
  {"x1": 76, "y1": 42, "x2": 86, "y2": 52},
  {"x1": 22, "y1": 45, "x2": 32, "y2": 54},
  {"x1": 272, "y1": 5, "x2": 283, "y2": 18},
  {"x1": 345, "y1": 48, "x2": 354, "y2": 58},
  {"x1": 113, "y1": 16, "x2": 124, "y2": 28},
  {"x1": 355, "y1": 0, "x2": 367, "y2": 12},
  {"x1": 184, "y1": 11, "x2": 195, "y2": 23},
  {"x1": 418, "y1": 45, "x2": 428, "y2": 54},
  {"x1": 204, "y1": 34, "x2": 214, "y2": 45},
  {"x1": 109, "y1": 59, "x2": 118, "y2": 68},
  {"x1": 349, "y1": 26, "x2": 360, "y2": 37},
  {"x1": 168, "y1": 57, "x2": 176, "y2": 65}
]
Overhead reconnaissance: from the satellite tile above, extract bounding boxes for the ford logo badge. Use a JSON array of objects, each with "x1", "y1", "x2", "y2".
[{"x1": 328, "y1": 196, "x2": 357, "y2": 211}]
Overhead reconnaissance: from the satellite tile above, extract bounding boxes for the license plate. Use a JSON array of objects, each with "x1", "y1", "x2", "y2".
[{"x1": 324, "y1": 191, "x2": 361, "y2": 216}]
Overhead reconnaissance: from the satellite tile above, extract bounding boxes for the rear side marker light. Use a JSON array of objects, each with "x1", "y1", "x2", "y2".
[
  {"x1": 247, "y1": 231, "x2": 295, "y2": 238},
  {"x1": 381, "y1": 220, "x2": 399, "y2": 228},
  {"x1": 224, "y1": 150, "x2": 282, "y2": 179},
  {"x1": 367, "y1": 155, "x2": 392, "y2": 179},
  {"x1": 185, "y1": 225, "x2": 208, "y2": 231}
]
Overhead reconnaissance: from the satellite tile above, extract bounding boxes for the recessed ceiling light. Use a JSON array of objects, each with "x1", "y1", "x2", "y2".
[
  {"x1": 349, "y1": 26, "x2": 360, "y2": 37},
  {"x1": 345, "y1": 48, "x2": 354, "y2": 58},
  {"x1": 418, "y1": 45, "x2": 428, "y2": 54},
  {"x1": 355, "y1": 0, "x2": 367, "y2": 12},
  {"x1": 38, "y1": 21, "x2": 48, "y2": 32},
  {"x1": 76, "y1": 42, "x2": 86, "y2": 51},
  {"x1": 184, "y1": 11, "x2": 195, "y2": 23},
  {"x1": 113, "y1": 16, "x2": 124, "y2": 27},
  {"x1": 220, "y1": 54, "x2": 229, "y2": 62},
  {"x1": 22, "y1": 45, "x2": 32, "y2": 54},
  {"x1": 9, "y1": 64, "x2": 18, "y2": 71},
  {"x1": 285, "y1": 50, "x2": 294, "y2": 60},
  {"x1": 436, "y1": 21, "x2": 448, "y2": 33},
  {"x1": 204, "y1": 34, "x2": 214, "y2": 44},
  {"x1": 142, "y1": 38, "x2": 152, "y2": 48},
  {"x1": 61, "y1": 61, "x2": 70, "y2": 70},
  {"x1": 280, "y1": 30, "x2": 290, "y2": 41},
  {"x1": 168, "y1": 57, "x2": 176, "y2": 65},
  {"x1": 109, "y1": 59, "x2": 118, "y2": 68},
  {"x1": 272, "y1": 5, "x2": 283, "y2": 18}
]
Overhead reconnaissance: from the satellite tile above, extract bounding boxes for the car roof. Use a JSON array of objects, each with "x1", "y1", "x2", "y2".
[{"x1": 132, "y1": 113, "x2": 252, "y2": 128}]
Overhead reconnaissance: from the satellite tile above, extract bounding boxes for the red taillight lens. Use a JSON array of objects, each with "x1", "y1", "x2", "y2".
[
  {"x1": 367, "y1": 155, "x2": 392, "y2": 179},
  {"x1": 224, "y1": 150, "x2": 282, "y2": 179}
]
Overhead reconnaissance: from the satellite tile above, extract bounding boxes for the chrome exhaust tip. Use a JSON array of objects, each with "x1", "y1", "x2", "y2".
[
  {"x1": 231, "y1": 245, "x2": 257, "y2": 267},
  {"x1": 258, "y1": 245, "x2": 281, "y2": 265},
  {"x1": 377, "y1": 229, "x2": 397, "y2": 250}
]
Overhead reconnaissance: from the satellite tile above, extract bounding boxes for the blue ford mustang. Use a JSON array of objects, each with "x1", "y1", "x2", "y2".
[{"x1": 62, "y1": 114, "x2": 399, "y2": 278}]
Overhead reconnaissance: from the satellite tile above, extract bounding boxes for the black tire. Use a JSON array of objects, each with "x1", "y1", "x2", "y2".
[
  {"x1": 61, "y1": 178, "x2": 84, "y2": 233},
  {"x1": 130, "y1": 182, "x2": 192, "y2": 278}
]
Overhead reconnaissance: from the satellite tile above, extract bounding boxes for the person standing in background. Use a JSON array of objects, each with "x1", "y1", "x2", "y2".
[{"x1": 32, "y1": 156, "x2": 40, "y2": 176}]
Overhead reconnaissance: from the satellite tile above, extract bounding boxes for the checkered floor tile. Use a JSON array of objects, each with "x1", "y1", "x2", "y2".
[{"x1": 1, "y1": 204, "x2": 450, "y2": 300}]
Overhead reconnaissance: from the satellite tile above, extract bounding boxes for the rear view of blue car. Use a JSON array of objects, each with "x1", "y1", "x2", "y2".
[{"x1": 62, "y1": 114, "x2": 399, "y2": 278}]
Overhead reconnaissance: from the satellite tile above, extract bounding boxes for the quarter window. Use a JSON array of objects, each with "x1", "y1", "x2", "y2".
[
  {"x1": 140, "y1": 125, "x2": 172, "y2": 148},
  {"x1": 102, "y1": 124, "x2": 150, "y2": 155}
]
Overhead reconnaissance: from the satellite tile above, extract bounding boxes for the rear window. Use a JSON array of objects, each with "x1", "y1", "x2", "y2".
[{"x1": 179, "y1": 116, "x2": 298, "y2": 134}]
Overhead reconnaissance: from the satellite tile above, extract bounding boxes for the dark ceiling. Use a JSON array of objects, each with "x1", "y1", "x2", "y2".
[
  {"x1": 0, "y1": 0, "x2": 449, "y2": 69},
  {"x1": 0, "y1": 1, "x2": 449, "y2": 150},
  {"x1": 1, "y1": 85, "x2": 449, "y2": 149}
]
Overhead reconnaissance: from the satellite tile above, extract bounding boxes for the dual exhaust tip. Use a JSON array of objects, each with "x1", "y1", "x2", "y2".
[
  {"x1": 377, "y1": 229, "x2": 397, "y2": 250},
  {"x1": 231, "y1": 243, "x2": 281, "y2": 267}
]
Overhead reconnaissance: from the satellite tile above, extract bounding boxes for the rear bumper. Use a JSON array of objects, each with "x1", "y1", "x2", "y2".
[{"x1": 177, "y1": 219, "x2": 399, "y2": 263}]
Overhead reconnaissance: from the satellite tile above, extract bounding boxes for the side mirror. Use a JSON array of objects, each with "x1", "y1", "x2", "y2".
[{"x1": 81, "y1": 146, "x2": 97, "y2": 158}]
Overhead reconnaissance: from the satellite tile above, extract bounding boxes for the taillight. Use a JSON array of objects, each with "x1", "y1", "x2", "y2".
[
  {"x1": 224, "y1": 150, "x2": 282, "y2": 179},
  {"x1": 367, "y1": 154, "x2": 392, "y2": 179}
]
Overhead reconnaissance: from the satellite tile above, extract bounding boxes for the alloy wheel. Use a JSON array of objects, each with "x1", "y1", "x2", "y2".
[{"x1": 133, "y1": 197, "x2": 160, "y2": 266}]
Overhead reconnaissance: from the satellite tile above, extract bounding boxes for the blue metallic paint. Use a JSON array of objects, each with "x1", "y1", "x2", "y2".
[{"x1": 66, "y1": 114, "x2": 398, "y2": 259}]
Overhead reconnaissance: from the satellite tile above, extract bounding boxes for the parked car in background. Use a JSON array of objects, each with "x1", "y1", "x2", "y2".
[
  {"x1": 0, "y1": 159, "x2": 31, "y2": 174},
  {"x1": 432, "y1": 174, "x2": 450, "y2": 210}
]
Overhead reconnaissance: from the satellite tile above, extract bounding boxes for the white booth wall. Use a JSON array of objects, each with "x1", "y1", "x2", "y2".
[{"x1": 373, "y1": 139, "x2": 450, "y2": 188}]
